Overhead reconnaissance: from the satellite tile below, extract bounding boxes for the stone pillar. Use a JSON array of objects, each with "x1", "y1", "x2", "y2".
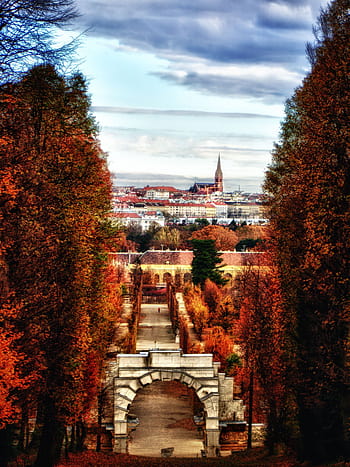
[
  {"x1": 206, "y1": 429, "x2": 221, "y2": 456},
  {"x1": 205, "y1": 417, "x2": 220, "y2": 456},
  {"x1": 113, "y1": 420, "x2": 128, "y2": 453}
]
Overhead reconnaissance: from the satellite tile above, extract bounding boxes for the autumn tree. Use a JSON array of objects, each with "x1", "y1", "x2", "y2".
[
  {"x1": 191, "y1": 224, "x2": 239, "y2": 251},
  {"x1": 0, "y1": 65, "x2": 120, "y2": 466},
  {"x1": 203, "y1": 279, "x2": 237, "y2": 331},
  {"x1": 234, "y1": 262, "x2": 296, "y2": 454},
  {"x1": 126, "y1": 222, "x2": 160, "y2": 251},
  {"x1": 203, "y1": 326, "x2": 233, "y2": 372},
  {"x1": 183, "y1": 285, "x2": 209, "y2": 337},
  {"x1": 264, "y1": 0, "x2": 350, "y2": 462},
  {"x1": 151, "y1": 226, "x2": 181, "y2": 250},
  {"x1": 191, "y1": 239, "x2": 226, "y2": 287},
  {"x1": 0, "y1": 0, "x2": 78, "y2": 83}
]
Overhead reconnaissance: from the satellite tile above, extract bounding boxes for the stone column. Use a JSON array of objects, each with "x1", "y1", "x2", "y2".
[
  {"x1": 206, "y1": 429, "x2": 221, "y2": 456},
  {"x1": 205, "y1": 417, "x2": 220, "y2": 456},
  {"x1": 113, "y1": 420, "x2": 128, "y2": 453}
]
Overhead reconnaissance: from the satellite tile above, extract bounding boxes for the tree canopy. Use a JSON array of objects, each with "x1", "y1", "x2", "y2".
[
  {"x1": 191, "y1": 224, "x2": 239, "y2": 251},
  {"x1": 0, "y1": 64, "x2": 121, "y2": 466},
  {"x1": 264, "y1": 0, "x2": 350, "y2": 462}
]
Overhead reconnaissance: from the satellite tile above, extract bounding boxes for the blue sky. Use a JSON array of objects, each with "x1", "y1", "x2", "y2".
[{"x1": 70, "y1": 0, "x2": 327, "y2": 192}]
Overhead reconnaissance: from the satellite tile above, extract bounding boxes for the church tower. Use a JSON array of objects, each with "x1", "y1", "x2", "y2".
[{"x1": 215, "y1": 153, "x2": 223, "y2": 192}]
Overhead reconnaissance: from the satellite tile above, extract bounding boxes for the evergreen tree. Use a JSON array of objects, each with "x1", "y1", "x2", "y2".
[{"x1": 191, "y1": 239, "x2": 226, "y2": 287}]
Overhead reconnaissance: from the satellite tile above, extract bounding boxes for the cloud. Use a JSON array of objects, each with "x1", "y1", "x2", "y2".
[
  {"x1": 91, "y1": 105, "x2": 280, "y2": 119},
  {"x1": 76, "y1": 0, "x2": 320, "y2": 68},
  {"x1": 152, "y1": 64, "x2": 301, "y2": 101},
  {"x1": 72, "y1": 0, "x2": 327, "y2": 191},
  {"x1": 256, "y1": 3, "x2": 313, "y2": 30},
  {"x1": 74, "y1": 0, "x2": 327, "y2": 103}
]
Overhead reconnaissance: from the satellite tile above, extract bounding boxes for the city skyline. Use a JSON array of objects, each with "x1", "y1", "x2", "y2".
[{"x1": 69, "y1": 0, "x2": 327, "y2": 192}]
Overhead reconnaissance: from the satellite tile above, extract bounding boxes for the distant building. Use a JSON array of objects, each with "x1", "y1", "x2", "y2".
[
  {"x1": 190, "y1": 154, "x2": 223, "y2": 194},
  {"x1": 110, "y1": 250, "x2": 266, "y2": 286},
  {"x1": 111, "y1": 211, "x2": 165, "y2": 231},
  {"x1": 138, "y1": 186, "x2": 182, "y2": 200}
]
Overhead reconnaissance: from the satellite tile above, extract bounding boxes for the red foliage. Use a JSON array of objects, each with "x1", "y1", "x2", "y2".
[
  {"x1": 0, "y1": 66, "x2": 124, "y2": 463},
  {"x1": 183, "y1": 285, "x2": 208, "y2": 337},
  {"x1": 234, "y1": 255, "x2": 296, "y2": 448},
  {"x1": 0, "y1": 298, "x2": 28, "y2": 428},
  {"x1": 203, "y1": 279, "x2": 237, "y2": 330},
  {"x1": 191, "y1": 224, "x2": 239, "y2": 250},
  {"x1": 203, "y1": 326, "x2": 233, "y2": 371}
]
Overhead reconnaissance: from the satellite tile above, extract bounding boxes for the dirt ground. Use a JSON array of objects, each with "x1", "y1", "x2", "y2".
[{"x1": 128, "y1": 381, "x2": 205, "y2": 458}]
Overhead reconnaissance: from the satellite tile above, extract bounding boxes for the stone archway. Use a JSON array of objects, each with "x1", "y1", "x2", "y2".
[
  {"x1": 112, "y1": 368, "x2": 220, "y2": 455},
  {"x1": 104, "y1": 349, "x2": 245, "y2": 456},
  {"x1": 163, "y1": 272, "x2": 172, "y2": 283},
  {"x1": 127, "y1": 380, "x2": 205, "y2": 457},
  {"x1": 183, "y1": 272, "x2": 192, "y2": 283},
  {"x1": 224, "y1": 273, "x2": 233, "y2": 286}
]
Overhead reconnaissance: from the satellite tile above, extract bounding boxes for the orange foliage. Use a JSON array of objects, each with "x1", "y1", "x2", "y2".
[
  {"x1": 183, "y1": 285, "x2": 208, "y2": 337},
  {"x1": 203, "y1": 326, "x2": 233, "y2": 371},
  {"x1": 236, "y1": 224, "x2": 268, "y2": 241},
  {"x1": 203, "y1": 279, "x2": 237, "y2": 330},
  {"x1": 0, "y1": 300, "x2": 27, "y2": 428},
  {"x1": 191, "y1": 224, "x2": 239, "y2": 250},
  {"x1": 0, "y1": 66, "x2": 123, "y2": 463},
  {"x1": 234, "y1": 260, "x2": 296, "y2": 448}
]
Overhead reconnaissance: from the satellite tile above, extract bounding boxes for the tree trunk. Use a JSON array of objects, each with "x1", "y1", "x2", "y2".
[
  {"x1": 298, "y1": 398, "x2": 347, "y2": 464},
  {"x1": 34, "y1": 398, "x2": 65, "y2": 467},
  {"x1": 247, "y1": 369, "x2": 254, "y2": 449},
  {"x1": 29, "y1": 402, "x2": 44, "y2": 451},
  {"x1": 76, "y1": 420, "x2": 86, "y2": 452},
  {"x1": 18, "y1": 406, "x2": 28, "y2": 451},
  {"x1": 69, "y1": 423, "x2": 76, "y2": 452},
  {"x1": 0, "y1": 426, "x2": 15, "y2": 467}
]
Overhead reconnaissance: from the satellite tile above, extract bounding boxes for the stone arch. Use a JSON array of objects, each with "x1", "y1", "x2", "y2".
[
  {"x1": 163, "y1": 272, "x2": 172, "y2": 283},
  {"x1": 107, "y1": 350, "x2": 245, "y2": 456},
  {"x1": 183, "y1": 272, "x2": 192, "y2": 283},
  {"x1": 126, "y1": 377, "x2": 206, "y2": 457},
  {"x1": 117, "y1": 369, "x2": 213, "y2": 417},
  {"x1": 224, "y1": 272, "x2": 233, "y2": 286},
  {"x1": 113, "y1": 368, "x2": 220, "y2": 455}
]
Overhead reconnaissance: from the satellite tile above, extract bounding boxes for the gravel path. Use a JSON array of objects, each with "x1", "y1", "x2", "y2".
[
  {"x1": 128, "y1": 381, "x2": 204, "y2": 458},
  {"x1": 136, "y1": 303, "x2": 179, "y2": 352},
  {"x1": 130, "y1": 303, "x2": 205, "y2": 457}
]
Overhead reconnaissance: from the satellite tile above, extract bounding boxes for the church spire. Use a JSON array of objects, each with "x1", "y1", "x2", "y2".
[{"x1": 215, "y1": 153, "x2": 223, "y2": 192}]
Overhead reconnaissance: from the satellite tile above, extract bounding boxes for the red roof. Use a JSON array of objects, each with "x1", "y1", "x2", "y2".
[
  {"x1": 109, "y1": 250, "x2": 267, "y2": 267},
  {"x1": 112, "y1": 212, "x2": 141, "y2": 219},
  {"x1": 142, "y1": 186, "x2": 179, "y2": 192},
  {"x1": 139, "y1": 250, "x2": 266, "y2": 266}
]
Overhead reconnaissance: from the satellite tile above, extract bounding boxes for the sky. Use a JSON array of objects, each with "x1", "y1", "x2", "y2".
[{"x1": 69, "y1": 0, "x2": 327, "y2": 192}]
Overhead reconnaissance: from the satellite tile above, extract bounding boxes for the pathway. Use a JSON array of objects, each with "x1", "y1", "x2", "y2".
[
  {"x1": 128, "y1": 300, "x2": 204, "y2": 457},
  {"x1": 136, "y1": 303, "x2": 178, "y2": 352}
]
